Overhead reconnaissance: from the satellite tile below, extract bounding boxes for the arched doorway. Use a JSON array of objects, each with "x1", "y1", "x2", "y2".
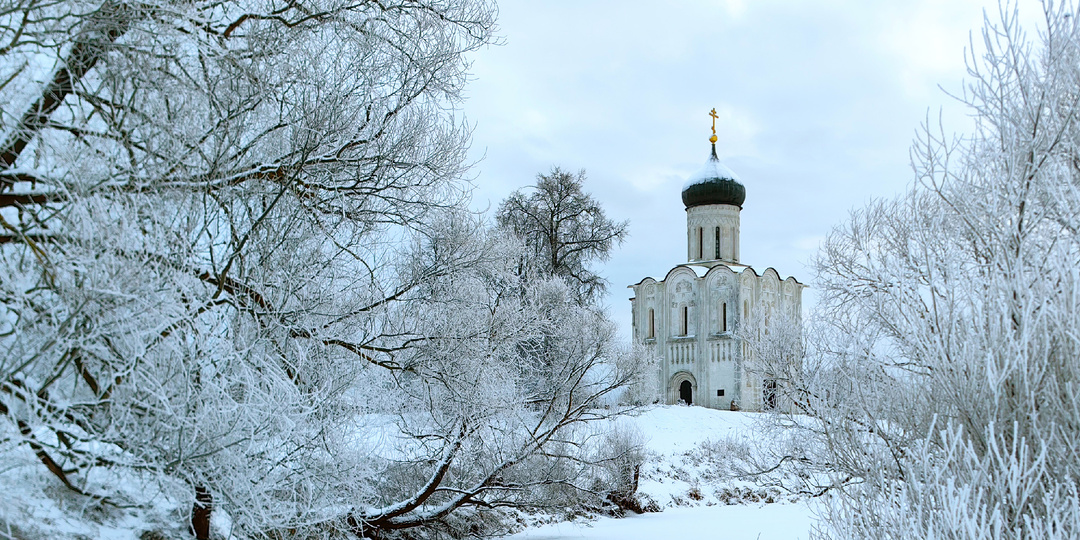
[
  {"x1": 680, "y1": 380, "x2": 693, "y2": 405},
  {"x1": 669, "y1": 371, "x2": 697, "y2": 406}
]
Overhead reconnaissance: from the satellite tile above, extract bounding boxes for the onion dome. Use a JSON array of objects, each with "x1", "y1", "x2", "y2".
[{"x1": 681, "y1": 143, "x2": 745, "y2": 209}]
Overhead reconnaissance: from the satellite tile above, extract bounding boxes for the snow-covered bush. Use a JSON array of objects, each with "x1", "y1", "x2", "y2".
[{"x1": 593, "y1": 422, "x2": 648, "y2": 513}]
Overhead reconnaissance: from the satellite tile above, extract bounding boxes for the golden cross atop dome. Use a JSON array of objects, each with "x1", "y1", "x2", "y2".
[{"x1": 708, "y1": 108, "x2": 719, "y2": 143}]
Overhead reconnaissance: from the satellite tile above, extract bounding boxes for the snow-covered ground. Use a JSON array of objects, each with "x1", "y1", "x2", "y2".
[
  {"x1": 0, "y1": 404, "x2": 820, "y2": 539},
  {"x1": 504, "y1": 405, "x2": 820, "y2": 540},
  {"x1": 506, "y1": 503, "x2": 816, "y2": 540}
]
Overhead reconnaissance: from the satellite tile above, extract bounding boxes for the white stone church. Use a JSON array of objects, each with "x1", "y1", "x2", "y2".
[{"x1": 629, "y1": 130, "x2": 804, "y2": 412}]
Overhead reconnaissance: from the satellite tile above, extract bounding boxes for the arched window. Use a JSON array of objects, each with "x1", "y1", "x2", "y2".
[
  {"x1": 647, "y1": 308, "x2": 655, "y2": 339},
  {"x1": 721, "y1": 302, "x2": 727, "y2": 332},
  {"x1": 697, "y1": 227, "x2": 703, "y2": 259},
  {"x1": 715, "y1": 227, "x2": 721, "y2": 259},
  {"x1": 681, "y1": 305, "x2": 689, "y2": 336}
]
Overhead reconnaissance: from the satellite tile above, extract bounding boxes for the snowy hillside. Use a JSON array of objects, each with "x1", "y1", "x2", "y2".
[{"x1": 505, "y1": 405, "x2": 818, "y2": 539}]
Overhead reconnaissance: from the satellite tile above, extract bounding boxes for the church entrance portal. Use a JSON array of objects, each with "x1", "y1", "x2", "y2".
[{"x1": 670, "y1": 371, "x2": 697, "y2": 406}]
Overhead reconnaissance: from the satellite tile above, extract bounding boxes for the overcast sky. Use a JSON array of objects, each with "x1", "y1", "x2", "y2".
[{"x1": 459, "y1": 0, "x2": 1013, "y2": 337}]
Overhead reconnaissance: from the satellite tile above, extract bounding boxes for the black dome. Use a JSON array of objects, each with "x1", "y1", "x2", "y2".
[{"x1": 681, "y1": 144, "x2": 745, "y2": 209}]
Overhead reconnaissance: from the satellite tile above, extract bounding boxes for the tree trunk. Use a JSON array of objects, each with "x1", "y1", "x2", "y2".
[{"x1": 191, "y1": 485, "x2": 213, "y2": 540}]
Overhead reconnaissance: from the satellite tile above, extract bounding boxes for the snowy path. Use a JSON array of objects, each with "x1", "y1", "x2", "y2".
[{"x1": 505, "y1": 503, "x2": 816, "y2": 540}]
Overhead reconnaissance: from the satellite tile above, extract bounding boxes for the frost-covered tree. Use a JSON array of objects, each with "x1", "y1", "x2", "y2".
[
  {"x1": 494, "y1": 168, "x2": 638, "y2": 414},
  {"x1": 496, "y1": 167, "x2": 628, "y2": 304},
  {"x1": 803, "y1": 2, "x2": 1080, "y2": 538},
  {"x1": 338, "y1": 220, "x2": 650, "y2": 537},
  {"x1": 0, "y1": 0, "x2": 498, "y2": 536},
  {"x1": 0, "y1": 0, "x2": 647, "y2": 538},
  {"x1": 735, "y1": 305, "x2": 804, "y2": 413}
]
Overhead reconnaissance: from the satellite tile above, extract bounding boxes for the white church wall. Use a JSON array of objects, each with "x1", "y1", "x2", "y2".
[
  {"x1": 666, "y1": 269, "x2": 698, "y2": 338},
  {"x1": 705, "y1": 266, "x2": 737, "y2": 336},
  {"x1": 630, "y1": 264, "x2": 803, "y2": 411},
  {"x1": 686, "y1": 204, "x2": 741, "y2": 262}
]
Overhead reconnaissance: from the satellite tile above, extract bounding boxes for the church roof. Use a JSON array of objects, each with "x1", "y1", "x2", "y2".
[
  {"x1": 629, "y1": 262, "x2": 805, "y2": 288},
  {"x1": 681, "y1": 144, "x2": 745, "y2": 209}
]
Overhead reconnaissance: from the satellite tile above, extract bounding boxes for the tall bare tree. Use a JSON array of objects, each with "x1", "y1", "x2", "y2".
[{"x1": 496, "y1": 167, "x2": 628, "y2": 305}]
